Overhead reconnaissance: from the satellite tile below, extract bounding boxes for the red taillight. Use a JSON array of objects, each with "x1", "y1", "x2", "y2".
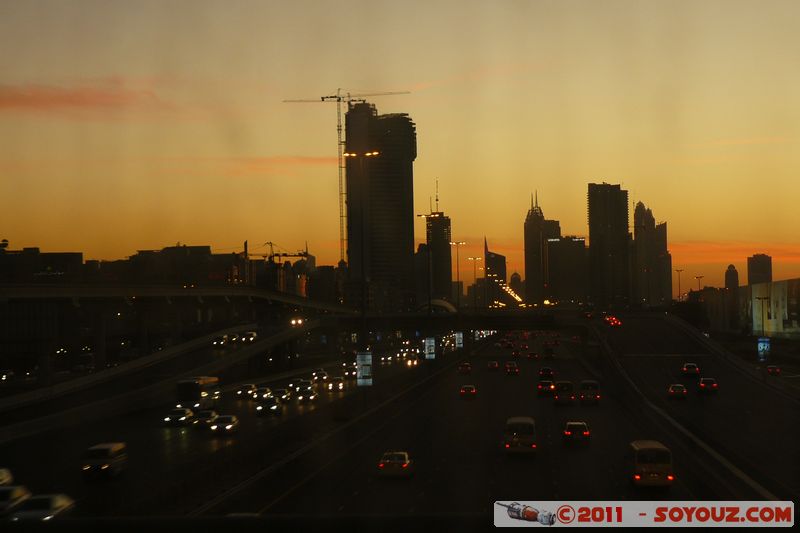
[
  {"x1": 564, "y1": 430, "x2": 571, "y2": 436},
  {"x1": 460, "y1": 391, "x2": 464, "y2": 394},
  {"x1": 471, "y1": 390, "x2": 476, "y2": 394},
  {"x1": 402, "y1": 463, "x2": 408, "y2": 468},
  {"x1": 667, "y1": 475, "x2": 674, "y2": 481},
  {"x1": 531, "y1": 444, "x2": 536, "y2": 448},
  {"x1": 712, "y1": 383, "x2": 718, "y2": 388},
  {"x1": 538, "y1": 385, "x2": 542, "y2": 389},
  {"x1": 504, "y1": 443, "x2": 510, "y2": 448},
  {"x1": 596, "y1": 394, "x2": 601, "y2": 399},
  {"x1": 683, "y1": 390, "x2": 687, "y2": 394},
  {"x1": 570, "y1": 395, "x2": 575, "y2": 400},
  {"x1": 554, "y1": 395, "x2": 559, "y2": 400},
  {"x1": 583, "y1": 431, "x2": 590, "y2": 436},
  {"x1": 700, "y1": 383, "x2": 705, "y2": 387},
  {"x1": 378, "y1": 463, "x2": 384, "y2": 468},
  {"x1": 634, "y1": 474, "x2": 641, "y2": 480}
]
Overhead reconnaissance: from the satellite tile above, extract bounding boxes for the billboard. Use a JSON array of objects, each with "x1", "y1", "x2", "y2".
[
  {"x1": 425, "y1": 337, "x2": 436, "y2": 360},
  {"x1": 455, "y1": 332, "x2": 464, "y2": 349},
  {"x1": 356, "y1": 351, "x2": 372, "y2": 386}
]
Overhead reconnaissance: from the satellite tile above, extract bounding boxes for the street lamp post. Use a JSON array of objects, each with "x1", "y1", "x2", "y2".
[
  {"x1": 450, "y1": 241, "x2": 466, "y2": 310},
  {"x1": 675, "y1": 269, "x2": 684, "y2": 301},
  {"x1": 467, "y1": 257, "x2": 482, "y2": 313},
  {"x1": 695, "y1": 275, "x2": 704, "y2": 293}
]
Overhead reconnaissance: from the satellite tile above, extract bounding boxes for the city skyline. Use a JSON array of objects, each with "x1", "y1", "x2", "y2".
[{"x1": 2, "y1": 1, "x2": 800, "y2": 293}]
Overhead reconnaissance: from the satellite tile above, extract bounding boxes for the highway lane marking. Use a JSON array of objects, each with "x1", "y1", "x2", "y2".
[{"x1": 188, "y1": 343, "x2": 491, "y2": 516}]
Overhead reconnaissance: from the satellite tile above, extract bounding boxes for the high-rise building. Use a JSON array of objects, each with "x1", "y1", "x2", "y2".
[
  {"x1": 588, "y1": 183, "x2": 630, "y2": 307},
  {"x1": 725, "y1": 264, "x2": 739, "y2": 290},
  {"x1": 524, "y1": 193, "x2": 561, "y2": 304},
  {"x1": 747, "y1": 254, "x2": 772, "y2": 285},
  {"x1": 484, "y1": 238, "x2": 507, "y2": 306},
  {"x1": 345, "y1": 102, "x2": 417, "y2": 312},
  {"x1": 631, "y1": 202, "x2": 672, "y2": 307},
  {"x1": 546, "y1": 236, "x2": 587, "y2": 303},
  {"x1": 424, "y1": 211, "x2": 452, "y2": 302}
]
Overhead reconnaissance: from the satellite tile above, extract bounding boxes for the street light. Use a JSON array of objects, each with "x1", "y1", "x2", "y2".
[
  {"x1": 450, "y1": 241, "x2": 466, "y2": 309},
  {"x1": 675, "y1": 269, "x2": 684, "y2": 301},
  {"x1": 467, "y1": 257, "x2": 482, "y2": 312},
  {"x1": 695, "y1": 275, "x2": 704, "y2": 293}
]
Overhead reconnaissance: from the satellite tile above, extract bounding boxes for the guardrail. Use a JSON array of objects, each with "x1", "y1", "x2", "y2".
[
  {"x1": 0, "y1": 323, "x2": 258, "y2": 415},
  {"x1": 0, "y1": 321, "x2": 319, "y2": 445}
]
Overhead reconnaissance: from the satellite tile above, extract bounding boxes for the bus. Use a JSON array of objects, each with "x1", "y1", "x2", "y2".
[
  {"x1": 176, "y1": 376, "x2": 221, "y2": 410},
  {"x1": 629, "y1": 440, "x2": 674, "y2": 487}
]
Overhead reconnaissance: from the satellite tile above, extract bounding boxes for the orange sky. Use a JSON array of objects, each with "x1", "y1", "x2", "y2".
[{"x1": 1, "y1": 1, "x2": 799, "y2": 296}]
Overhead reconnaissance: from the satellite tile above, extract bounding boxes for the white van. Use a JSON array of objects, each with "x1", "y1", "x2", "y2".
[
  {"x1": 81, "y1": 442, "x2": 128, "y2": 478},
  {"x1": 629, "y1": 440, "x2": 673, "y2": 487},
  {"x1": 503, "y1": 417, "x2": 537, "y2": 454}
]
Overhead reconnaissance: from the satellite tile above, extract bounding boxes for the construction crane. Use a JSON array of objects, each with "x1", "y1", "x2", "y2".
[
  {"x1": 262, "y1": 241, "x2": 310, "y2": 263},
  {"x1": 283, "y1": 89, "x2": 410, "y2": 264}
]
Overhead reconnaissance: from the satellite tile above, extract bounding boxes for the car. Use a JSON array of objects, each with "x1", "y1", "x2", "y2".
[
  {"x1": 327, "y1": 377, "x2": 345, "y2": 391},
  {"x1": 579, "y1": 380, "x2": 601, "y2": 404},
  {"x1": 538, "y1": 367, "x2": 556, "y2": 380},
  {"x1": 562, "y1": 421, "x2": 591, "y2": 445},
  {"x1": 296, "y1": 380, "x2": 317, "y2": 402},
  {"x1": 503, "y1": 417, "x2": 537, "y2": 453},
  {"x1": 536, "y1": 380, "x2": 555, "y2": 396},
  {"x1": 504, "y1": 361, "x2": 520, "y2": 375},
  {"x1": 311, "y1": 368, "x2": 326, "y2": 379},
  {"x1": 458, "y1": 362, "x2": 472, "y2": 374},
  {"x1": 343, "y1": 362, "x2": 358, "y2": 378},
  {"x1": 81, "y1": 442, "x2": 128, "y2": 479},
  {"x1": 527, "y1": 352, "x2": 539, "y2": 360},
  {"x1": 406, "y1": 358, "x2": 419, "y2": 367},
  {"x1": 681, "y1": 362, "x2": 700, "y2": 377},
  {"x1": 256, "y1": 397, "x2": 282, "y2": 416},
  {"x1": 212, "y1": 335, "x2": 228, "y2": 347},
  {"x1": 241, "y1": 331, "x2": 258, "y2": 343},
  {"x1": 520, "y1": 343, "x2": 528, "y2": 350},
  {"x1": 0, "y1": 485, "x2": 31, "y2": 516},
  {"x1": 193, "y1": 410, "x2": 219, "y2": 429},
  {"x1": 313, "y1": 370, "x2": 329, "y2": 382},
  {"x1": 253, "y1": 387, "x2": 273, "y2": 401},
  {"x1": 9, "y1": 493, "x2": 74, "y2": 521},
  {"x1": 766, "y1": 365, "x2": 781, "y2": 376},
  {"x1": 229, "y1": 333, "x2": 240, "y2": 344},
  {"x1": 164, "y1": 408, "x2": 195, "y2": 427},
  {"x1": 460, "y1": 384, "x2": 477, "y2": 398},
  {"x1": 273, "y1": 388, "x2": 292, "y2": 402},
  {"x1": 379, "y1": 354, "x2": 393, "y2": 363},
  {"x1": 210, "y1": 415, "x2": 239, "y2": 434},
  {"x1": 0, "y1": 370, "x2": 15, "y2": 383},
  {"x1": 377, "y1": 451, "x2": 414, "y2": 478},
  {"x1": 0, "y1": 468, "x2": 12, "y2": 486},
  {"x1": 511, "y1": 350, "x2": 520, "y2": 358},
  {"x1": 668, "y1": 383, "x2": 688, "y2": 399},
  {"x1": 235, "y1": 384, "x2": 257, "y2": 398},
  {"x1": 486, "y1": 360, "x2": 499, "y2": 371},
  {"x1": 698, "y1": 377, "x2": 719, "y2": 394},
  {"x1": 553, "y1": 381, "x2": 576, "y2": 405}
]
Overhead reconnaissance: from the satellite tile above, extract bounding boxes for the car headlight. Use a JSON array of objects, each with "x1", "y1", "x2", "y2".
[
  {"x1": 298, "y1": 395, "x2": 304, "y2": 400},
  {"x1": 83, "y1": 465, "x2": 91, "y2": 470},
  {"x1": 210, "y1": 425, "x2": 218, "y2": 430},
  {"x1": 270, "y1": 405, "x2": 277, "y2": 410},
  {"x1": 179, "y1": 416, "x2": 186, "y2": 421},
  {"x1": 226, "y1": 424, "x2": 233, "y2": 430},
  {"x1": 101, "y1": 464, "x2": 109, "y2": 469},
  {"x1": 256, "y1": 405, "x2": 263, "y2": 411},
  {"x1": 164, "y1": 417, "x2": 171, "y2": 422}
]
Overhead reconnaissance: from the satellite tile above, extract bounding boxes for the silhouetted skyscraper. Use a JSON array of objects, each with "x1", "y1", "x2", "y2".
[
  {"x1": 725, "y1": 264, "x2": 739, "y2": 290},
  {"x1": 588, "y1": 183, "x2": 630, "y2": 307},
  {"x1": 547, "y1": 236, "x2": 588, "y2": 303},
  {"x1": 345, "y1": 102, "x2": 417, "y2": 312},
  {"x1": 747, "y1": 254, "x2": 772, "y2": 285},
  {"x1": 524, "y1": 193, "x2": 561, "y2": 304},
  {"x1": 631, "y1": 202, "x2": 672, "y2": 307},
  {"x1": 425, "y1": 211, "x2": 452, "y2": 302},
  {"x1": 484, "y1": 237, "x2": 507, "y2": 306}
]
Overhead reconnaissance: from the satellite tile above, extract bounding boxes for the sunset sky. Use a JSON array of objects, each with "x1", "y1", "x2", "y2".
[{"x1": 2, "y1": 0, "x2": 799, "y2": 295}]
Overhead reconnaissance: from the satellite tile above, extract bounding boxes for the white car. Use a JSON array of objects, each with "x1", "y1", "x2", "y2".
[
  {"x1": 9, "y1": 493, "x2": 74, "y2": 521},
  {"x1": 0, "y1": 485, "x2": 31, "y2": 515}
]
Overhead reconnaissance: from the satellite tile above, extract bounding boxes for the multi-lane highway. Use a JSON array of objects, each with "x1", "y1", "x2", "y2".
[{"x1": 2, "y1": 318, "x2": 795, "y2": 528}]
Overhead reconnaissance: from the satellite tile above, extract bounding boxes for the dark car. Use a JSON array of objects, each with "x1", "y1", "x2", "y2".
[
  {"x1": 766, "y1": 365, "x2": 781, "y2": 376},
  {"x1": 681, "y1": 362, "x2": 700, "y2": 377},
  {"x1": 562, "y1": 421, "x2": 591, "y2": 445},
  {"x1": 538, "y1": 367, "x2": 556, "y2": 380},
  {"x1": 505, "y1": 361, "x2": 520, "y2": 375},
  {"x1": 487, "y1": 360, "x2": 499, "y2": 370},
  {"x1": 256, "y1": 397, "x2": 282, "y2": 417},
  {"x1": 698, "y1": 377, "x2": 719, "y2": 394},
  {"x1": 536, "y1": 380, "x2": 555, "y2": 396},
  {"x1": 458, "y1": 362, "x2": 472, "y2": 375},
  {"x1": 460, "y1": 384, "x2": 477, "y2": 398},
  {"x1": 578, "y1": 380, "x2": 600, "y2": 404},
  {"x1": 668, "y1": 383, "x2": 688, "y2": 399}
]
